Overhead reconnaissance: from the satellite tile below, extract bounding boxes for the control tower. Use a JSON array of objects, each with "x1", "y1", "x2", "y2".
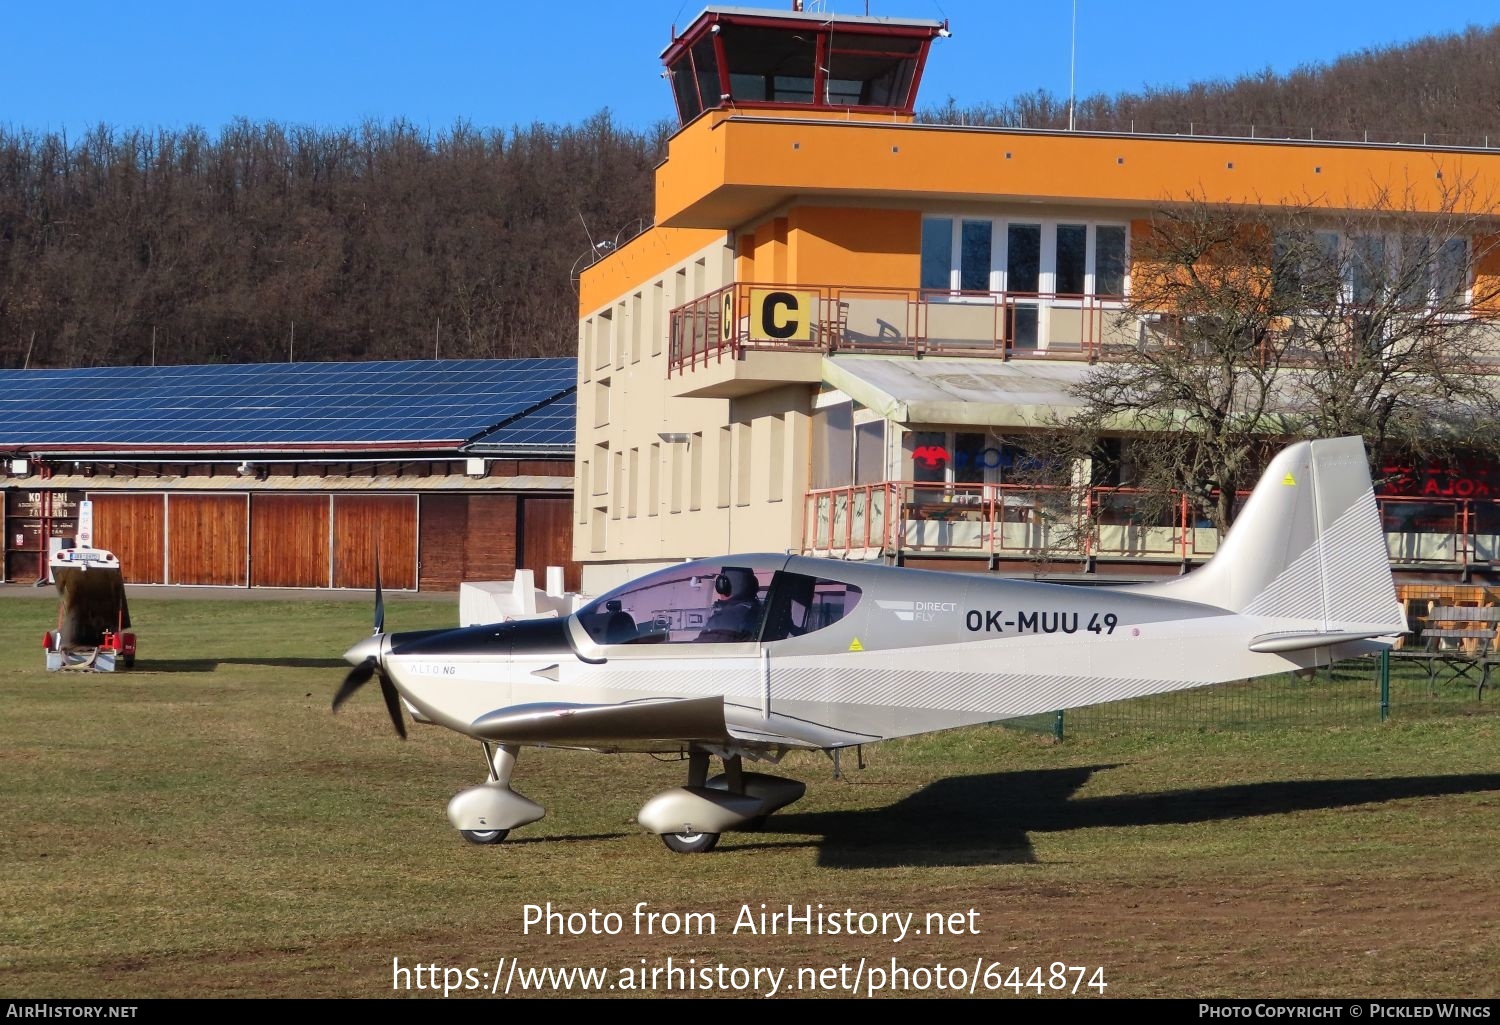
[{"x1": 661, "y1": 4, "x2": 946, "y2": 123}]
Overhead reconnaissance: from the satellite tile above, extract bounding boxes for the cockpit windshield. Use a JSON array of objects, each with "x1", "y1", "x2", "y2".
[
  {"x1": 576, "y1": 561, "x2": 778, "y2": 645},
  {"x1": 575, "y1": 557, "x2": 863, "y2": 647}
]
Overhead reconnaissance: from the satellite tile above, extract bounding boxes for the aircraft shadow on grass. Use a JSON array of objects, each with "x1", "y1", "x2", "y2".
[
  {"x1": 138, "y1": 657, "x2": 348, "y2": 673},
  {"x1": 508, "y1": 832, "x2": 632, "y2": 846},
  {"x1": 726, "y1": 767, "x2": 1500, "y2": 869}
]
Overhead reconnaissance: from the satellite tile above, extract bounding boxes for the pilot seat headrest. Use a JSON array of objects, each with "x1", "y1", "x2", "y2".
[{"x1": 714, "y1": 567, "x2": 757, "y2": 601}]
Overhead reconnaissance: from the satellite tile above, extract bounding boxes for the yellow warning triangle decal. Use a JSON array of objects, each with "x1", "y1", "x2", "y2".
[
  {"x1": 848, "y1": 637, "x2": 865, "y2": 652},
  {"x1": 1282, "y1": 473, "x2": 1297, "y2": 486}
]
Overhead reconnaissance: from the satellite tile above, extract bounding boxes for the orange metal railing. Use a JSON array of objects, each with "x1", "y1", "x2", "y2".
[
  {"x1": 667, "y1": 282, "x2": 1127, "y2": 376},
  {"x1": 801, "y1": 480, "x2": 1500, "y2": 570},
  {"x1": 668, "y1": 281, "x2": 1500, "y2": 378}
]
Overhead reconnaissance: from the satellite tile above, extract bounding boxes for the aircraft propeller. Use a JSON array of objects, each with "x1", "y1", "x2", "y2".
[
  {"x1": 333, "y1": 654, "x2": 407, "y2": 739},
  {"x1": 331, "y1": 546, "x2": 406, "y2": 739},
  {"x1": 372, "y1": 548, "x2": 384, "y2": 635}
]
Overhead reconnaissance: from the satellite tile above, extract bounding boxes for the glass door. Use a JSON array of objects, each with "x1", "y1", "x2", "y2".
[{"x1": 1006, "y1": 223, "x2": 1041, "y2": 349}]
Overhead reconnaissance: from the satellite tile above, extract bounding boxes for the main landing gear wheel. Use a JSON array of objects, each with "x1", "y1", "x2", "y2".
[
  {"x1": 660, "y1": 830, "x2": 719, "y2": 854},
  {"x1": 460, "y1": 829, "x2": 509, "y2": 845}
]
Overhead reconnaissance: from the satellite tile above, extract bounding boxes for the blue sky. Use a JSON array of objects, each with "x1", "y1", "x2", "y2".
[{"x1": 0, "y1": 1, "x2": 1492, "y2": 135}]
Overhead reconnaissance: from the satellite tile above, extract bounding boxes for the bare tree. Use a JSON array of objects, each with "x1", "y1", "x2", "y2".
[
  {"x1": 1274, "y1": 180, "x2": 1500, "y2": 467},
  {"x1": 1047, "y1": 177, "x2": 1500, "y2": 538}
]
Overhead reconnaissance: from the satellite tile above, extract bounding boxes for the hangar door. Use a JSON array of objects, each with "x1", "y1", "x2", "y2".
[
  {"x1": 414, "y1": 494, "x2": 580, "y2": 592},
  {"x1": 89, "y1": 493, "x2": 166, "y2": 584},
  {"x1": 167, "y1": 494, "x2": 248, "y2": 585},
  {"x1": 520, "y1": 496, "x2": 580, "y2": 592},
  {"x1": 332, "y1": 495, "x2": 417, "y2": 590},
  {"x1": 251, "y1": 495, "x2": 331, "y2": 588}
]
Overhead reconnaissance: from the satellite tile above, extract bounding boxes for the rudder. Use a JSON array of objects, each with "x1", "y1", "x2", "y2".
[{"x1": 1134, "y1": 437, "x2": 1406, "y2": 634}]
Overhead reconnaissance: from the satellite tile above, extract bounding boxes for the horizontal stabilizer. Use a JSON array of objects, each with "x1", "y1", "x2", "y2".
[
  {"x1": 1248, "y1": 629, "x2": 1399, "y2": 653},
  {"x1": 470, "y1": 695, "x2": 729, "y2": 744}
]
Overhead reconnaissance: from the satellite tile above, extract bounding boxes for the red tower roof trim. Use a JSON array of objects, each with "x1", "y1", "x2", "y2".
[{"x1": 662, "y1": 4, "x2": 944, "y2": 64}]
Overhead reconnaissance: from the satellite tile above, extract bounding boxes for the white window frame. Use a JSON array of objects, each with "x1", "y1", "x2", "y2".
[
  {"x1": 1276, "y1": 228, "x2": 1472, "y2": 310},
  {"x1": 922, "y1": 216, "x2": 1131, "y2": 302}
]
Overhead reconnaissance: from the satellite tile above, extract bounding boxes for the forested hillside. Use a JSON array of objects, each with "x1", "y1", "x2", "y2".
[
  {"x1": 0, "y1": 115, "x2": 665, "y2": 368},
  {"x1": 3, "y1": 22, "x2": 1499, "y2": 369},
  {"x1": 921, "y1": 24, "x2": 1500, "y2": 145}
]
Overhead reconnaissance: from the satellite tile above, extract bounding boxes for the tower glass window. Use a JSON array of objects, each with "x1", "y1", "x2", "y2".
[{"x1": 663, "y1": 9, "x2": 942, "y2": 123}]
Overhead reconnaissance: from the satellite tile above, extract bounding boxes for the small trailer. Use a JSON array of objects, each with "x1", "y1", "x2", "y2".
[{"x1": 44, "y1": 545, "x2": 136, "y2": 672}]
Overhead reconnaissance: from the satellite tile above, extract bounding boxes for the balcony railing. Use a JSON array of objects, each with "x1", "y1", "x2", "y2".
[
  {"x1": 668, "y1": 281, "x2": 1500, "y2": 377},
  {"x1": 802, "y1": 480, "x2": 1500, "y2": 571},
  {"x1": 668, "y1": 282, "x2": 1129, "y2": 375}
]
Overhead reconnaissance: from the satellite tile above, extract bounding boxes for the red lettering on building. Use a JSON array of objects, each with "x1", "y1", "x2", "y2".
[{"x1": 1382, "y1": 460, "x2": 1494, "y2": 500}]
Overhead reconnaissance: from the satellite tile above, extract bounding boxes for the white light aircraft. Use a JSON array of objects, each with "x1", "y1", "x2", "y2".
[{"x1": 335, "y1": 436, "x2": 1406, "y2": 853}]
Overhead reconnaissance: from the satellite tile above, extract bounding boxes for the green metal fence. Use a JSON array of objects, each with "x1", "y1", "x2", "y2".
[{"x1": 1005, "y1": 650, "x2": 1492, "y2": 739}]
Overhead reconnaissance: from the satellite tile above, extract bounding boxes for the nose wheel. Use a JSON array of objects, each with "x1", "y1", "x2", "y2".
[{"x1": 447, "y1": 744, "x2": 544, "y2": 845}]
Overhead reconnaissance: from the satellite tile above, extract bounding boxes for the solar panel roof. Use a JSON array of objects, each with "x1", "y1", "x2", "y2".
[
  {"x1": 0, "y1": 359, "x2": 578, "y2": 452},
  {"x1": 468, "y1": 390, "x2": 576, "y2": 452}
]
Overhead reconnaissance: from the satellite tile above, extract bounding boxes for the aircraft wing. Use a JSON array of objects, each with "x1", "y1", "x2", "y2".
[
  {"x1": 468, "y1": 695, "x2": 872, "y2": 752},
  {"x1": 723, "y1": 707, "x2": 876, "y2": 749},
  {"x1": 470, "y1": 696, "x2": 730, "y2": 746}
]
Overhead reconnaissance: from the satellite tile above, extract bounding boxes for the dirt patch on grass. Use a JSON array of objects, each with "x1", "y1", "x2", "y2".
[{"x1": 19, "y1": 873, "x2": 1491, "y2": 999}]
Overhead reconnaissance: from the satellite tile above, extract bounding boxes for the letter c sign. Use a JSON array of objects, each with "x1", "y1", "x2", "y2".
[
  {"x1": 749, "y1": 288, "x2": 814, "y2": 342},
  {"x1": 719, "y1": 291, "x2": 735, "y2": 344}
]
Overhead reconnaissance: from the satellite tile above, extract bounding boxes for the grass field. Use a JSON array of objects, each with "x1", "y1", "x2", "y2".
[{"x1": 1, "y1": 592, "x2": 1496, "y2": 999}]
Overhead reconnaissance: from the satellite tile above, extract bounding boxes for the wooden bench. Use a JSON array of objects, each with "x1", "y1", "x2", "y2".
[{"x1": 1393, "y1": 605, "x2": 1500, "y2": 698}]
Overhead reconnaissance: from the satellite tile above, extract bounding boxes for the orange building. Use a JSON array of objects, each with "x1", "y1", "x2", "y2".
[{"x1": 575, "y1": 4, "x2": 1500, "y2": 591}]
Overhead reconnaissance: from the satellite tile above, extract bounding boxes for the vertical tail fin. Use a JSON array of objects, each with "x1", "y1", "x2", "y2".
[{"x1": 1135, "y1": 437, "x2": 1406, "y2": 634}]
